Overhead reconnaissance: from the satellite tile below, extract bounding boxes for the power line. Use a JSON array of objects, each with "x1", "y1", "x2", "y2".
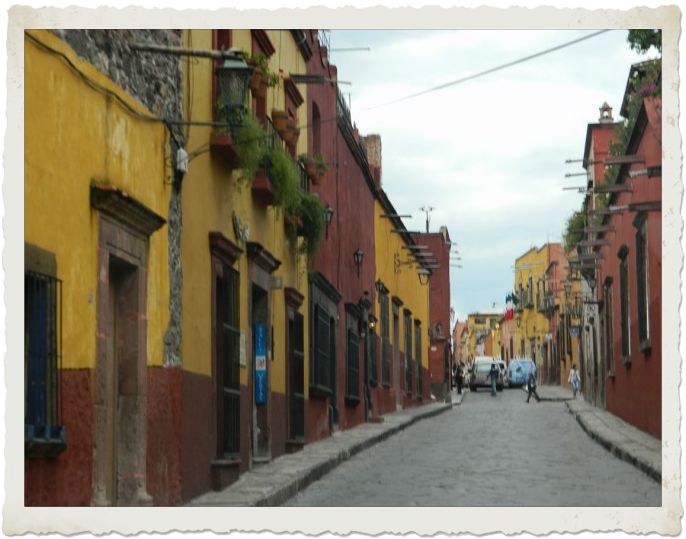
[{"x1": 364, "y1": 30, "x2": 610, "y2": 111}]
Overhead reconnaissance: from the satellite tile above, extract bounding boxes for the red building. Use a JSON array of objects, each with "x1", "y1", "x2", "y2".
[
  {"x1": 592, "y1": 62, "x2": 662, "y2": 439},
  {"x1": 304, "y1": 32, "x2": 381, "y2": 439},
  {"x1": 412, "y1": 227, "x2": 452, "y2": 400}
]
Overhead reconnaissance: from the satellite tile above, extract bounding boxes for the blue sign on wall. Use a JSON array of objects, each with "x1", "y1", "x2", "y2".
[{"x1": 254, "y1": 322, "x2": 267, "y2": 405}]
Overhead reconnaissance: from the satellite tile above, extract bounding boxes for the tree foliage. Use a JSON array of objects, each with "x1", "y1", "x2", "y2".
[
  {"x1": 563, "y1": 209, "x2": 586, "y2": 254},
  {"x1": 627, "y1": 30, "x2": 662, "y2": 54}
]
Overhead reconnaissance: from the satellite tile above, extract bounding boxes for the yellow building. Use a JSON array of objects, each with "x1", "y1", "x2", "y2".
[
  {"x1": 374, "y1": 191, "x2": 431, "y2": 408},
  {"x1": 25, "y1": 30, "x2": 174, "y2": 505},
  {"x1": 466, "y1": 312, "x2": 502, "y2": 360},
  {"x1": 179, "y1": 29, "x2": 311, "y2": 495},
  {"x1": 513, "y1": 243, "x2": 564, "y2": 381}
]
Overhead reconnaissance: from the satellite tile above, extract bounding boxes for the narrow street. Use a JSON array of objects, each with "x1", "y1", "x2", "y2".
[{"x1": 285, "y1": 388, "x2": 661, "y2": 506}]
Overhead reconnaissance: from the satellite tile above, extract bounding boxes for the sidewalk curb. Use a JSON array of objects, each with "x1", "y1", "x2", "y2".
[
  {"x1": 260, "y1": 402, "x2": 453, "y2": 506},
  {"x1": 565, "y1": 402, "x2": 661, "y2": 484},
  {"x1": 190, "y1": 401, "x2": 453, "y2": 507}
]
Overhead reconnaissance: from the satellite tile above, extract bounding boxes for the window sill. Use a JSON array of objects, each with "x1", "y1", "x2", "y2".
[
  {"x1": 344, "y1": 395, "x2": 360, "y2": 407},
  {"x1": 622, "y1": 356, "x2": 632, "y2": 366},
  {"x1": 210, "y1": 457, "x2": 241, "y2": 491},
  {"x1": 25, "y1": 424, "x2": 66, "y2": 459},
  {"x1": 639, "y1": 339, "x2": 652, "y2": 354},
  {"x1": 309, "y1": 383, "x2": 333, "y2": 399}
]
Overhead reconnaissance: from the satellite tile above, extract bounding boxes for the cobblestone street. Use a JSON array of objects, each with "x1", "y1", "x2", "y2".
[{"x1": 285, "y1": 388, "x2": 661, "y2": 506}]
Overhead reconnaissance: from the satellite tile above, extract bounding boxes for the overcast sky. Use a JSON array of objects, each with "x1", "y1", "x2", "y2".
[{"x1": 326, "y1": 29, "x2": 654, "y2": 324}]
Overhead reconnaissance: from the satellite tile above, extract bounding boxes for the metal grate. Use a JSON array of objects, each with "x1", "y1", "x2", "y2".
[{"x1": 25, "y1": 271, "x2": 62, "y2": 431}]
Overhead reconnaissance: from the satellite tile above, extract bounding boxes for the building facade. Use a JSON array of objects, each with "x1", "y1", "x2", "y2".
[{"x1": 25, "y1": 29, "x2": 182, "y2": 506}]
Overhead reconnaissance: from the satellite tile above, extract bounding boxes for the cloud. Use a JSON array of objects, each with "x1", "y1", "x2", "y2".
[{"x1": 329, "y1": 29, "x2": 651, "y2": 315}]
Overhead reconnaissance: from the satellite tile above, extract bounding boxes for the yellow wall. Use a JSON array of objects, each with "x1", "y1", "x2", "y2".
[
  {"x1": 25, "y1": 30, "x2": 170, "y2": 370},
  {"x1": 514, "y1": 246, "x2": 550, "y2": 360},
  {"x1": 180, "y1": 30, "x2": 309, "y2": 395},
  {"x1": 373, "y1": 203, "x2": 430, "y2": 369},
  {"x1": 466, "y1": 313, "x2": 500, "y2": 359}
]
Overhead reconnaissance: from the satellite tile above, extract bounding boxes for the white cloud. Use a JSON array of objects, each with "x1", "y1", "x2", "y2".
[{"x1": 330, "y1": 29, "x2": 652, "y2": 314}]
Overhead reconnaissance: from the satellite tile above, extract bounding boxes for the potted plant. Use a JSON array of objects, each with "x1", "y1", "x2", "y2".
[
  {"x1": 271, "y1": 109, "x2": 289, "y2": 134},
  {"x1": 288, "y1": 192, "x2": 325, "y2": 255},
  {"x1": 298, "y1": 153, "x2": 328, "y2": 185},
  {"x1": 241, "y1": 52, "x2": 280, "y2": 100}
]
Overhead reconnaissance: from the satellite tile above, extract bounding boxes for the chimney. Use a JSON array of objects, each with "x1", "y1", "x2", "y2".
[{"x1": 361, "y1": 134, "x2": 382, "y2": 187}]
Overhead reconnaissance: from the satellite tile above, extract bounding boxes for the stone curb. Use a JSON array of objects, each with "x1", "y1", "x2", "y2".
[
  {"x1": 259, "y1": 402, "x2": 453, "y2": 506},
  {"x1": 188, "y1": 401, "x2": 453, "y2": 507},
  {"x1": 565, "y1": 402, "x2": 661, "y2": 484}
]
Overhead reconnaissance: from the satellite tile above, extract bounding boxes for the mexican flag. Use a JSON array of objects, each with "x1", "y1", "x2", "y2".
[{"x1": 504, "y1": 292, "x2": 518, "y2": 320}]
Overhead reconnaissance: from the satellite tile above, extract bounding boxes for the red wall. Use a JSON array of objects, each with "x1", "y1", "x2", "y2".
[
  {"x1": 598, "y1": 98, "x2": 661, "y2": 438},
  {"x1": 305, "y1": 32, "x2": 380, "y2": 434},
  {"x1": 25, "y1": 369, "x2": 93, "y2": 506}
]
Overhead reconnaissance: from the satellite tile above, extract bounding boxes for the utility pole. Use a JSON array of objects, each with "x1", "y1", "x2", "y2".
[{"x1": 419, "y1": 206, "x2": 434, "y2": 233}]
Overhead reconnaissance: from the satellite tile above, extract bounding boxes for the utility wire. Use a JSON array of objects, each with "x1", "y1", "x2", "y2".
[{"x1": 364, "y1": 30, "x2": 610, "y2": 111}]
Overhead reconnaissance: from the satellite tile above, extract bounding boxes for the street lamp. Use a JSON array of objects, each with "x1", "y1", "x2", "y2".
[
  {"x1": 215, "y1": 55, "x2": 254, "y2": 134},
  {"x1": 353, "y1": 248, "x2": 364, "y2": 277},
  {"x1": 417, "y1": 268, "x2": 431, "y2": 286}
]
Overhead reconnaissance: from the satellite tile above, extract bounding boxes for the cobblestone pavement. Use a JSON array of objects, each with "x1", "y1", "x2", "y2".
[{"x1": 285, "y1": 388, "x2": 661, "y2": 506}]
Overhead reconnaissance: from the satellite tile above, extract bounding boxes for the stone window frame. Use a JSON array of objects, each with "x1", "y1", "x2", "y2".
[
  {"x1": 633, "y1": 212, "x2": 651, "y2": 353},
  {"x1": 603, "y1": 276, "x2": 616, "y2": 377},
  {"x1": 209, "y1": 232, "x2": 243, "y2": 460},
  {"x1": 618, "y1": 244, "x2": 631, "y2": 365},
  {"x1": 379, "y1": 287, "x2": 391, "y2": 387},
  {"x1": 403, "y1": 308, "x2": 413, "y2": 395},
  {"x1": 24, "y1": 243, "x2": 66, "y2": 459},
  {"x1": 344, "y1": 303, "x2": 361, "y2": 406},
  {"x1": 414, "y1": 319, "x2": 422, "y2": 399},
  {"x1": 308, "y1": 272, "x2": 341, "y2": 399}
]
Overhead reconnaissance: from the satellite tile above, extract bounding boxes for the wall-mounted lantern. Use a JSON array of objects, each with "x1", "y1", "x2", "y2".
[
  {"x1": 215, "y1": 56, "x2": 254, "y2": 134},
  {"x1": 418, "y1": 268, "x2": 431, "y2": 286},
  {"x1": 324, "y1": 206, "x2": 334, "y2": 238},
  {"x1": 353, "y1": 248, "x2": 364, "y2": 277}
]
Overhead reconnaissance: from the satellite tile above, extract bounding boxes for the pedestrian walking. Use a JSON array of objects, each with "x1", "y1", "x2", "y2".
[
  {"x1": 526, "y1": 371, "x2": 540, "y2": 403},
  {"x1": 487, "y1": 363, "x2": 499, "y2": 397},
  {"x1": 456, "y1": 362, "x2": 464, "y2": 394},
  {"x1": 451, "y1": 361, "x2": 458, "y2": 389},
  {"x1": 568, "y1": 364, "x2": 581, "y2": 397}
]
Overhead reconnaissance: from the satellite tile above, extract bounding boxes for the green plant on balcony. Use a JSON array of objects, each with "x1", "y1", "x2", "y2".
[
  {"x1": 265, "y1": 146, "x2": 301, "y2": 213},
  {"x1": 233, "y1": 114, "x2": 269, "y2": 186},
  {"x1": 286, "y1": 192, "x2": 325, "y2": 255},
  {"x1": 237, "y1": 51, "x2": 281, "y2": 88},
  {"x1": 298, "y1": 153, "x2": 329, "y2": 184}
]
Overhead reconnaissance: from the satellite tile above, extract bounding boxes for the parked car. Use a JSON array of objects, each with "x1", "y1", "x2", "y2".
[
  {"x1": 507, "y1": 358, "x2": 537, "y2": 387},
  {"x1": 469, "y1": 356, "x2": 504, "y2": 392}
]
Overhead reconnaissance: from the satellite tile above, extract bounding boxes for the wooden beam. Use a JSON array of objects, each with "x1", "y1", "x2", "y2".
[
  {"x1": 629, "y1": 200, "x2": 661, "y2": 212},
  {"x1": 603, "y1": 154, "x2": 644, "y2": 165},
  {"x1": 578, "y1": 239, "x2": 611, "y2": 247},
  {"x1": 593, "y1": 184, "x2": 632, "y2": 193},
  {"x1": 583, "y1": 225, "x2": 615, "y2": 233}
]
